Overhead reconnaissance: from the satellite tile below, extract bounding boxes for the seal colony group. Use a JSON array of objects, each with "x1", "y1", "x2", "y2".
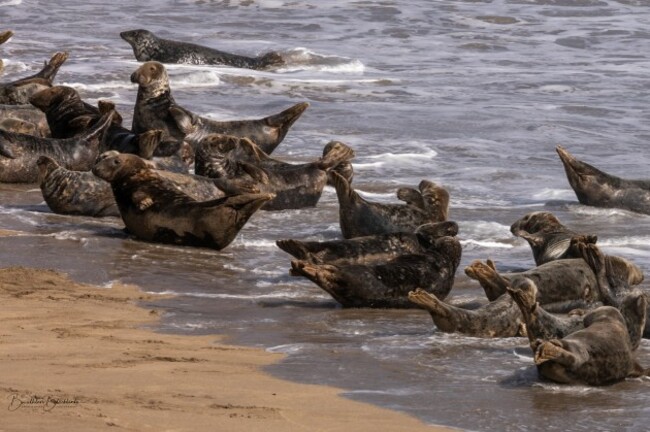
[{"x1": 0, "y1": 28, "x2": 648, "y2": 387}]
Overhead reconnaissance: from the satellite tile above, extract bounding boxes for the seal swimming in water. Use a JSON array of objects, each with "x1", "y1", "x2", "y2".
[
  {"x1": 120, "y1": 29, "x2": 285, "y2": 70},
  {"x1": 92, "y1": 152, "x2": 273, "y2": 250},
  {"x1": 0, "y1": 111, "x2": 113, "y2": 183},
  {"x1": 194, "y1": 134, "x2": 355, "y2": 211},
  {"x1": 169, "y1": 102, "x2": 309, "y2": 155},
  {"x1": 532, "y1": 304, "x2": 648, "y2": 385},
  {"x1": 0, "y1": 104, "x2": 50, "y2": 137},
  {"x1": 0, "y1": 30, "x2": 14, "y2": 75},
  {"x1": 557, "y1": 145, "x2": 650, "y2": 215},
  {"x1": 329, "y1": 171, "x2": 449, "y2": 239},
  {"x1": 0, "y1": 52, "x2": 68, "y2": 105},
  {"x1": 289, "y1": 235, "x2": 461, "y2": 308},
  {"x1": 276, "y1": 221, "x2": 458, "y2": 266}
]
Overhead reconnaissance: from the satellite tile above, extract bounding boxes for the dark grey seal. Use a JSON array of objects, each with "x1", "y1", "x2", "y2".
[
  {"x1": 195, "y1": 134, "x2": 355, "y2": 211},
  {"x1": 170, "y1": 102, "x2": 309, "y2": 155},
  {"x1": 289, "y1": 236, "x2": 462, "y2": 308},
  {"x1": 330, "y1": 171, "x2": 450, "y2": 239},
  {"x1": 557, "y1": 145, "x2": 650, "y2": 215},
  {"x1": 0, "y1": 111, "x2": 113, "y2": 183},
  {"x1": 92, "y1": 152, "x2": 273, "y2": 250},
  {"x1": 277, "y1": 221, "x2": 458, "y2": 266},
  {"x1": 0, "y1": 52, "x2": 68, "y2": 105},
  {"x1": 120, "y1": 29, "x2": 285, "y2": 70}
]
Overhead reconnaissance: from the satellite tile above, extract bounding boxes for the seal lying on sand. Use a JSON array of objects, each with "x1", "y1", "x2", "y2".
[
  {"x1": 289, "y1": 235, "x2": 461, "y2": 308},
  {"x1": 409, "y1": 288, "x2": 525, "y2": 338},
  {"x1": 0, "y1": 52, "x2": 68, "y2": 105},
  {"x1": 329, "y1": 171, "x2": 449, "y2": 239},
  {"x1": 0, "y1": 30, "x2": 14, "y2": 75},
  {"x1": 0, "y1": 104, "x2": 50, "y2": 137},
  {"x1": 195, "y1": 134, "x2": 355, "y2": 211},
  {"x1": 92, "y1": 152, "x2": 273, "y2": 250},
  {"x1": 557, "y1": 145, "x2": 650, "y2": 215},
  {"x1": 533, "y1": 304, "x2": 648, "y2": 385},
  {"x1": 169, "y1": 102, "x2": 309, "y2": 155},
  {"x1": 120, "y1": 29, "x2": 285, "y2": 70},
  {"x1": 0, "y1": 111, "x2": 113, "y2": 183},
  {"x1": 277, "y1": 221, "x2": 458, "y2": 265}
]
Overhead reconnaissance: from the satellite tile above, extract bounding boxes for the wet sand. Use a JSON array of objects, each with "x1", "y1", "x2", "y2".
[{"x1": 0, "y1": 266, "x2": 451, "y2": 432}]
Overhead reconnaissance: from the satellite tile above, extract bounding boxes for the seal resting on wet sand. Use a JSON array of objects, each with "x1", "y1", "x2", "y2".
[
  {"x1": 329, "y1": 171, "x2": 449, "y2": 239},
  {"x1": 0, "y1": 52, "x2": 68, "y2": 105},
  {"x1": 289, "y1": 235, "x2": 461, "y2": 308},
  {"x1": 556, "y1": 145, "x2": 650, "y2": 215},
  {"x1": 120, "y1": 29, "x2": 285, "y2": 70},
  {"x1": 277, "y1": 221, "x2": 458, "y2": 266},
  {"x1": 194, "y1": 134, "x2": 355, "y2": 211},
  {"x1": 92, "y1": 151, "x2": 273, "y2": 250},
  {"x1": 0, "y1": 111, "x2": 113, "y2": 183}
]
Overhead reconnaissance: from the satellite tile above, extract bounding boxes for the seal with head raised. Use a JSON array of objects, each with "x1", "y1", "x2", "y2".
[
  {"x1": 0, "y1": 52, "x2": 68, "y2": 105},
  {"x1": 120, "y1": 29, "x2": 285, "y2": 70},
  {"x1": 329, "y1": 171, "x2": 449, "y2": 239},
  {"x1": 289, "y1": 235, "x2": 461, "y2": 308},
  {"x1": 169, "y1": 102, "x2": 309, "y2": 155},
  {"x1": 277, "y1": 221, "x2": 458, "y2": 266},
  {"x1": 0, "y1": 111, "x2": 113, "y2": 183},
  {"x1": 195, "y1": 134, "x2": 355, "y2": 211},
  {"x1": 92, "y1": 151, "x2": 273, "y2": 250},
  {"x1": 557, "y1": 145, "x2": 650, "y2": 215}
]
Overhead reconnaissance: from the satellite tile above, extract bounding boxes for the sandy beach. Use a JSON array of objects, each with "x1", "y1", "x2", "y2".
[{"x1": 0, "y1": 266, "x2": 451, "y2": 432}]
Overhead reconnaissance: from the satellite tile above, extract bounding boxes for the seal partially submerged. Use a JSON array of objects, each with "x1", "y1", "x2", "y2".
[
  {"x1": 195, "y1": 134, "x2": 355, "y2": 211},
  {"x1": 120, "y1": 29, "x2": 285, "y2": 70},
  {"x1": 329, "y1": 171, "x2": 449, "y2": 239},
  {"x1": 92, "y1": 152, "x2": 273, "y2": 250},
  {"x1": 289, "y1": 235, "x2": 461, "y2": 308},
  {"x1": 557, "y1": 145, "x2": 650, "y2": 215},
  {"x1": 0, "y1": 111, "x2": 113, "y2": 183},
  {"x1": 0, "y1": 52, "x2": 68, "y2": 105}
]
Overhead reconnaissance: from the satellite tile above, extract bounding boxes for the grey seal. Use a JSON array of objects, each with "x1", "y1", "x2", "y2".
[
  {"x1": 0, "y1": 52, "x2": 68, "y2": 105},
  {"x1": 0, "y1": 104, "x2": 49, "y2": 137}
]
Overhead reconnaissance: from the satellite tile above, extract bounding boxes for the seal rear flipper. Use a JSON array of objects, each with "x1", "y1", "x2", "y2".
[
  {"x1": 169, "y1": 105, "x2": 198, "y2": 135},
  {"x1": 408, "y1": 288, "x2": 457, "y2": 331},
  {"x1": 289, "y1": 260, "x2": 349, "y2": 305},
  {"x1": 35, "y1": 52, "x2": 69, "y2": 83},
  {"x1": 464, "y1": 259, "x2": 510, "y2": 301},
  {"x1": 506, "y1": 278, "x2": 538, "y2": 315},
  {"x1": 397, "y1": 187, "x2": 424, "y2": 208},
  {"x1": 534, "y1": 340, "x2": 579, "y2": 367},
  {"x1": 239, "y1": 161, "x2": 270, "y2": 184},
  {"x1": 276, "y1": 239, "x2": 311, "y2": 261},
  {"x1": 556, "y1": 145, "x2": 619, "y2": 186},
  {"x1": 261, "y1": 102, "x2": 309, "y2": 151},
  {"x1": 419, "y1": 180, "x2": 450, "y2": 222},
  {"x1": 318, "y1": 141, "x2": 355, "y2": 171},
  {"x1": 0, "y1": 30, "x2": 13, "y2": 45},
  {"x1": 328, "y1": 170, "x2": 360, "y2": 206},
  {"x1": 137, "y1": 130, "x2": 164, "y2": 160}
]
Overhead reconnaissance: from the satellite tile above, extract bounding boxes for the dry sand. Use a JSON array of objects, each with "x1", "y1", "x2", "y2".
[{"x1": 0, "y1": 266, "x2": 451, "y2": 432}]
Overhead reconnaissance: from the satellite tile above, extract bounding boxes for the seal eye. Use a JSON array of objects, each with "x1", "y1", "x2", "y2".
[{"x1": 112, "y1": 159, "x2": 120, "y2": 166}]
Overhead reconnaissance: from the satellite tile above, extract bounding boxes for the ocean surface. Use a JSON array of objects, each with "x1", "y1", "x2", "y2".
[{"x1": 2, "y1": 0, "x2": 650, "y2": 430}]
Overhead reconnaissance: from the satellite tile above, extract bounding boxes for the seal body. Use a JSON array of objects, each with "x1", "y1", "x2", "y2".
[
  {"x1": 92, "y1": 152, "x2": 273, "y2": 250},
  {"x1": 289, "y1": 236, "x2": 462, "y2": 308},
  {"x1": 195, "y1": 134, "x2": 355, "y2": 211},
  {"x1": 0, "y1": 111, "x2": 113, "y2": 183},
  {"x1": 557, "y1": 145, "x2": 650, "y2": 215},
  {"x1": 170, "y1": 102, "x2": 309, "y2": 155},
  {"x1": 120, "y1": 29, "x2": 285, "y2": 70},
  {"x1": 0, "y1": 52, "x2": 68, "y2": 105},
  {"x1": 0, "y1": 104, "x2": 49, "y2": 136},
  {"x1": 329, "y1": 171, "x2": 449, "y2": 239}
]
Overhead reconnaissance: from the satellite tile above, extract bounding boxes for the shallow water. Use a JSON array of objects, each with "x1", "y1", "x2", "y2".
[{"x1": 2, "y1": 0, "x2": 650, "y2": 430}]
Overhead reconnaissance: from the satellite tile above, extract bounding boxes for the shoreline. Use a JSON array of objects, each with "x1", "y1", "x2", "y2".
[{"x1": 0, "y1": 266, "x2": 453, "y2": 431}]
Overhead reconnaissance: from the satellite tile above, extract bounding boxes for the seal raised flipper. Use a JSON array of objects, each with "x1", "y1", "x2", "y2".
[
  {"x1": 0, "y1": 30, "x2": 12, "y2": 46},
  {"x1": 0, "y1": 52, "x2": 69, "y2": 105},
  {"x1": 419, "y1": 180, "x2": 449, "y2": 222},
  {"x1": 396, "y1": 187, "x2": 424, "y2": 208},
  {"x1": 317, "y1": 140, "x2": 355, "y2": 171},
  {"x1": 408, "y1": 288, "x2": 524, "y2": 338},
  {"x1": 464, "y1": 259, "x2": 510, "y2": 301}
]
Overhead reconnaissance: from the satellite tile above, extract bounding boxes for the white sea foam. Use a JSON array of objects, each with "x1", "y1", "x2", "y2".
[
  {"x1": 532, "y1": 188, "x2": 576, "y2": 200},
  {"x1": 460, "y1": 240, "x2": 514, "y2": 249},
  {"x1": 0, "y1": 0, "x2": 22, "y2": 6}
]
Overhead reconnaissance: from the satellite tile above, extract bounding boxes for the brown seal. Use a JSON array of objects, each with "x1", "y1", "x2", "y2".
[
  {"x1": 0, "y1": 111, "x2": 113, "y2": 183},
  {"x1": 194, "y1": 134, "x2": 355, "y2": 211},
  {"x1": 0, "y1": 104, "x2": 50, "y2": 137},
  {"x1": 92, "y1": 152, "x2": 273, "y2": 250},
  {"x1": 288, "y1": 235, "x2": 461, "y2": 308},
  {"x1": 329, "y1": 171, "x2": 449, "y2": 239},
  {"x1": 120, "y1": 29, "x2": 285, "y2": 70},
  {"x1": 0, "y1": 52, "x2": 68, "y2": 105},
  {"x1": 557, "y1": 145, "x2": 650, "y2": 215},
  {"x1": 0, "y1": 118, "x2": 38, "y2": 135}
]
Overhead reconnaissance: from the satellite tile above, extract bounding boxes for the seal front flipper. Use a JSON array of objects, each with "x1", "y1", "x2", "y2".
[
  {"x1": 137, "y1": 130, "x2": 164, "y2": 160},
  {"x1": 169, "y1": 105, "x2": 198, "y2": 136},
  {"x1": 133, "y1": 191, "x2": 155, "y2": 211}
]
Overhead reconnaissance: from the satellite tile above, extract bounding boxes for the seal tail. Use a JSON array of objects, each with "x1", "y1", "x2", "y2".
[
  {"x1": 257, "y1": 51, "x2": 285, "y2": 69},
  {"x1": 464, "y1": 259, "x2": 509, "y2": 302},
  {"x1": 169, "y1": 105, "x2": 198, "y2": 135},
  {"x1": 137, "y1": 130, "x2": 164, "y2": 160},
  {"x1": 290, "y1": 259, "x2": 348, "y2": 305},
  {"x1": 35, "y1": 52, "x2": 69, "y2": 83},
  {"x1": 263, "y1": 102, "x2": 309, "y2": 139},
  {"x1": 276, "y1": 239, "x2": 311, "y2": 261},
  {"x1": 318, "y1": 141, "x2": 355, "y2": 170},
  {"x1": 0, "y1": 30, "x2": 14, "y2": 45}
]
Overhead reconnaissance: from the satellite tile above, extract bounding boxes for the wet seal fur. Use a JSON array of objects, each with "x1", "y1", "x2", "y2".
[
  {"x1": 0, "y1": 52, "x2": 68, "y2": 105},
  {"x1": 194, "y1": 134, "x2": 355, "y2": 211},
  {"x1": 557, "y1": 145, "x2": 650, "y2": 215},
  {"x1": 0, "y1": 111, "x2": 113, "y2": 183},
  {"x1": 329, "y1": 171, "x2": 449, "y2": 239},
  {"x1": 289, "y1": 235, "x2": 462, "y2": 308},
  {"x1": 170, "y1": 102, "x2": 309, "y2": 155},
  {"x1": 0, "y1": 104, "x2": 50, "y2": 137},
  {"x1": 92, "y1": 152, "x2": 273, "y2": 250},
  {"x1": 121, "y1": 29, "x2": 285, "y2": 70},
  {"x1": 277, "y1": 221, "x2": 458, "y2": 266}
]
